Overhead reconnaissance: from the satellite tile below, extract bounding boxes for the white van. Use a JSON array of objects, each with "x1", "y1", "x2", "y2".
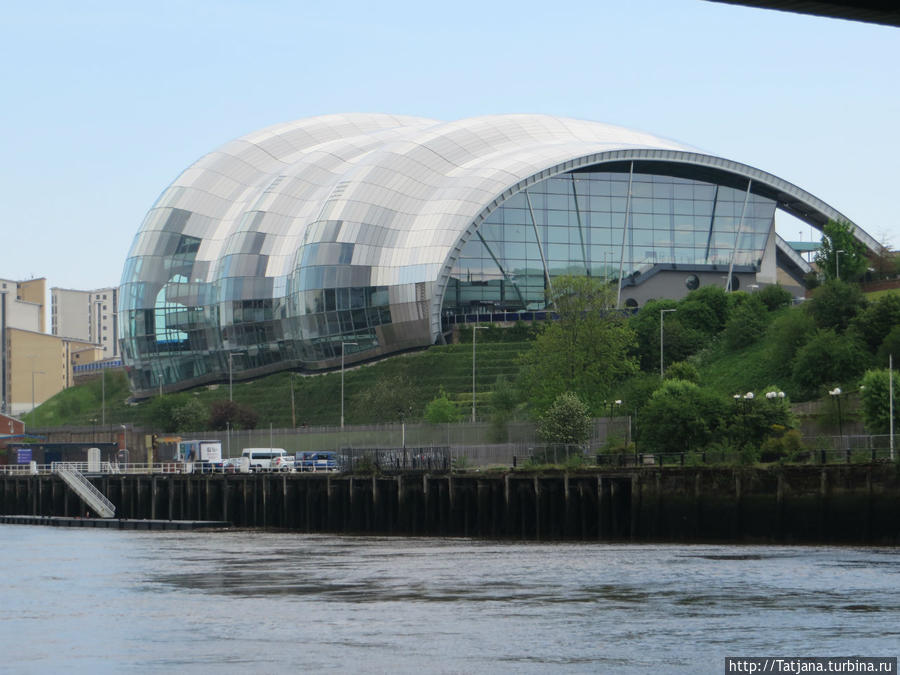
[{"x1": 241, "y1": 448, "x2": 291, "y2": 472}]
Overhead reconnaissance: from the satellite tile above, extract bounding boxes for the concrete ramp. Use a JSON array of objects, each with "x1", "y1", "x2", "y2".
[{"x1": 54, "y1": 465, "x2": 116, "y2": 518}]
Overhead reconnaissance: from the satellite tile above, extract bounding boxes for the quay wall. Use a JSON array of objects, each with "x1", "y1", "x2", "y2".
[{"x1": 1, "y1": 466, "x2": 898, "y2": 544}]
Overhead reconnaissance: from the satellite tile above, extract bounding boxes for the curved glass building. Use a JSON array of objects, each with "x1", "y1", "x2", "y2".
[{"x1": 120, "y1": 114, "x2": 878, "y2": 396}]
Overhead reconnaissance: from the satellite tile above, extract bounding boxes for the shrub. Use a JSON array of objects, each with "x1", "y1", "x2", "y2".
[
  {"x1": 757, "y1": 284, "x2": 793, "y2": 311},
  {"x1": 791, "y1": 329, "x2": 870, "y2": 399},
  {"x1": 537, "y1": 392, "x2": 592, "y2": 446},
  {"x1": 724, "y1": 295, "x2": 768, "y2": 349},
  {"x1": 759, "y1": 429, "x2": 805, "y2": 463},
  {"x1": 424, "y1": 388, "x2": 459, "y2": 423}
]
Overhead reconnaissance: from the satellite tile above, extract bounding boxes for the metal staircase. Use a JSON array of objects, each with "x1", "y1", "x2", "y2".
[{"x1": 54, "y1": 464, "x2": 116, "y2": 518}]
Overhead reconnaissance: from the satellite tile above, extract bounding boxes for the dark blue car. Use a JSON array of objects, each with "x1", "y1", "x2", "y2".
[{"x1": 295, "y1": 451, "x2": 339, "y2": 472}]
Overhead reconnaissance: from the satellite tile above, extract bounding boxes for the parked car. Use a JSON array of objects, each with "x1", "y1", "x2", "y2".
[
  {"x1": 295, "y1": 451, "x2": 339, "y2": 472},
  {"x1": 241, "y1": 448, "x2": 290, "y2": 472},
  {"x1": 271, "y1": 455, "x2": 294, "y2": 472},
  {"x1": 221, "y1": 458, "x2": 241, "y2": 473}
]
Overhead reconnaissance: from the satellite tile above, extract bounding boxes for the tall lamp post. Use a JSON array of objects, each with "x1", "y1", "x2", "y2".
[
  {"x1": 228, "y1": 350, "x2": 246, "y2": 402},
  {"x1": 660, "y1": 309, "x2": 676, "y2": 379},
  {"x1": 829, "y1": 387, "x2": 843, "y2": 453},
  {"x1": 341, "y1": 342, "x2": 358, "y2": 430},
  {"x1": 31, "y1": 367, "x2": 45, "y2": 419},
  {"x1": 889, "y1": 354, "x2": 894, "y2": 461},
  {"x1": 471, "y1": 325, "x2": 487, "y2": 423},
  {"x1": 835, "y1": 249, "x2": 845, "y2": 280}
]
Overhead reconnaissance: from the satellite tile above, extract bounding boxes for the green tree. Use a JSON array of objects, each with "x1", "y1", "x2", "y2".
[
  {"x1": 724, "y1": 294, "x2": 768, "y2": 349},
  {"x1": 638, "y1": 379, "x2": 728, "y2": 454},
  {"x1": 805, "y1": 279, "x2": 866, "y2": 332},
  {"x1": 629, "y1": 299, "x2": 706, "y2": 372},
  {"x1": 172, "y1": 398, "x2": 209, "y2": 432},
  {"x1": 685, "y1": 285, "x2": 730, "y2": 332},
  {"x1": 814, "y1": 219, "x2": 869, "y2": 282},
  {"x1": 488, "y1": 375, "x2": 521, "y2": 442},
  {"x1": 146, "y1": 394, "x2": 192, "y2": 432},
  {"x1": 726, "y1": 389, "x2": 794, "y2": 454},
  {"x1": 850, "y1": 293, "x2": 900, "y2": 353},
  {"x1": 859, "y1": 369, "x2": 900, "y2": 434},
  {"x1": 423, "y1": 388, "x2": 459, "y2": 423},
  {"x1": 663, "y1": 361, "x2": 700, "y2": 384},
  {"x1": 536, "y1": 391, "x2": 592, "y2": 446},
  {"x1": 519, "y1": 276, "x2": 637, "y2": 414},
  {"x1": 757, "y1": 283, "x2": 793, "y2": 311},
  {"x1": 766, "y1": 310, "x2": 816, "y2": 376},
  {"x1": 792, "y1": 329, "x2": 870, "y2": 399},
  {"x1": 877, "y1": 327, "x2": 900, "y2": 365}
]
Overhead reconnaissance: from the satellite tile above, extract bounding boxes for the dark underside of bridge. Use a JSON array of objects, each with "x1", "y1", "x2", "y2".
[{"x1": 708, "y1": 1, "x2": 900, "y2": 28}]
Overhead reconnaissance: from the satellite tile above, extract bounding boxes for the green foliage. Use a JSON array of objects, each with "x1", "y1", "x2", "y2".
[
  {"x1": 172, "y1": 398, "x2": 209, "y2": 432},
  {"x1": 146, "y1": 394, "x2": 192, "y2": 433},
  {"x1": 616, "y1": 372, "x2": 662, "y2": 417},
  {"x1": 629, "y1": 299, "x2": 706, "y2": 372},
  {"x1": 814, "y1": 219, "x2": 869, "y2": 282},
  {"x1": 638, "y1": 379, "x2": 728, "y2": 454},
  {"x1": 352, "y1": 374, "x2": 421, "y2": 422},
  {"x1": 792, "y1": 329, "x2": 870, "y2": 399},
  {"x1": 423, "y1": 388, "x2": 459, "y2": 424},
  {"x1": 664, "y1": 361, "x2": 700, "y2": 384},
  {"x1": 675, "y1": 300, "x2": 720, "y2": 336},
  {"x1": 859, "y1": 369, "x2": 900, "y2": 434},
  {"x1": 850, "y1": 293, "x2": 900, "y2": 352},
  {"x1": 726, "y1": 390, "x2": 794, "y2": 453},
  {"x1": 724, "y1": 295, "x2": 767, "y2": 349},
  {"x1": 766, "y1": 309, "x2": 816, "y2": 371},
  {"x1": 759, "y1": 429, "x2": 805, "y2": 463},
  {"x1": 757, "y1": 283, "x2": 793, "y2": 311},
  {"x1": 805, "y1": 279, "x2": 866, "y2": 332},
  {"x1": 686, "y1": 285, "x2": 730, "y2": 332},
  {"x1": 877, "y1": 327, "x2": 900, "y2": 365},
  {"x1": 536, "y1": 391, "x2": 592, "y2": 446},
  {"x1": 488, "y1": 375, "x2": 521, "y2": 442},
  {"x1": 208, "y1": 400, "x2": 259, "y2": 430},
  {"x1": 519, "y1": 276, "x2": 637, "y2": 414}
]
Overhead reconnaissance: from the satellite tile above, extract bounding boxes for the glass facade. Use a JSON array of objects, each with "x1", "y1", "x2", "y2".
[
  {"x1": 119, "y1": 113, "x2": 854, "y2": 397},
  {"x1": 443, "y1": 168, "x2": 775, "y2": 315}
]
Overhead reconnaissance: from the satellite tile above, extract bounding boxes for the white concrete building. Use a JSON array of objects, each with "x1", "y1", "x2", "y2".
[{"x1": 51, "y1": 286, "x2": 119, "y2": 359}]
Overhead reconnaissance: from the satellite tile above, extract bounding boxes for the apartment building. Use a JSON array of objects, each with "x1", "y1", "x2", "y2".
[{"x1": 51, "y1": 286, "x2": 119, "y2": 359}]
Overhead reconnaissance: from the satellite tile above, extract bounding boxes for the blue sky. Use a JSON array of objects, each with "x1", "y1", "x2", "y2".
[{"x1": 1, "y1": 0, "x2": 898, "y2": 291}]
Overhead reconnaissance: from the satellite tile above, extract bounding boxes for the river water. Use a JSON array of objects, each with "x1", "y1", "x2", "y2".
[{"x1": 1, "y1": 526, "x2": 897, "y2": 674}]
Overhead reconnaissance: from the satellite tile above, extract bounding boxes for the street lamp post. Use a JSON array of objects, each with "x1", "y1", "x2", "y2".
[
  {"x1": 31, "y1": 367, "x2": 45, "y2": 418},
  {"x1": 341, "y1": 342, "x2": 358, "y2": 430},
  {"x1": 471, "y1": 325, "x2": 487, "y2": 423},
  {"x1": 660, "y1": 309, "x2": 676, "y2": 379},
  {"x1": 889, "y1": 354, "x2": 894, "y2": 461},
  {"x1": 228, "y1": 350, "x2": 246, "y2": 402},
  {"x1": 835, "y1": 249, "x2": 845, "y2": 280},
  {"x1": 290, "y1": 372, "x2": 296, "y2": 429},
  {"x1": 829, "y1": 387, "x2": 844, "y2": 453}
]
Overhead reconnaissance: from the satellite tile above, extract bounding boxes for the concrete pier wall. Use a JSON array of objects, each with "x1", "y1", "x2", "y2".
[{"x1": 2, "y1": 466, "x2": 898, "y2": 544}]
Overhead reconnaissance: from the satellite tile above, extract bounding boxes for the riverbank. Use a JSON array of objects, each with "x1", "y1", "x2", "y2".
[{"x1": 2, "y1": 464, "x2": 898, "y2": 544}]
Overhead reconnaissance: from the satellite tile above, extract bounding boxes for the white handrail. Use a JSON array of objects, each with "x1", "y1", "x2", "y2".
[{"x1": 54, "y1": 464, "x2": 116, "y2": 518}]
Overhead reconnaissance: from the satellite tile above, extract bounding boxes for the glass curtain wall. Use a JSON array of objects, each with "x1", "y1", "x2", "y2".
[{"x1": 442, "y1": 167, "x2": 775, "y2": 315}]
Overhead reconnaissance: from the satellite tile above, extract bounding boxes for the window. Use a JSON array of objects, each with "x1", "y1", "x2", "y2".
[{"x1": 685, "y1": 274, "x2": 700, "y2": 291}]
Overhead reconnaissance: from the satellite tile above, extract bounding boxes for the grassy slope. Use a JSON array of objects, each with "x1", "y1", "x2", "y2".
[
  {"x1": 29, "y1": 289, "x2": 896, "y2": 429},
  {"x1": 25, "y1": 342, "x2": 531, "y2": 429}
]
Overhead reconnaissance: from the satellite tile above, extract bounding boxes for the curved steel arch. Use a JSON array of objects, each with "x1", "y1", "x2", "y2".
[{"x1": 429, "y1": 148, "x2": 877, "y2": 340}]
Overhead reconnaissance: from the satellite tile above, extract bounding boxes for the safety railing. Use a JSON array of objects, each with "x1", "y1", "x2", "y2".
[{"x1": 54, "y1": 464, "x2": 116, "y2": 518}]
